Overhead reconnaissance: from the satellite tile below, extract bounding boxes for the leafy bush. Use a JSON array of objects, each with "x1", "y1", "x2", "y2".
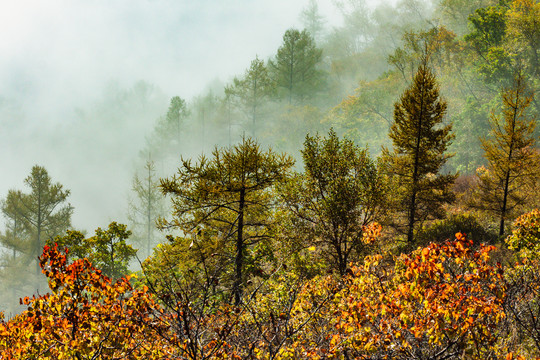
[{"x1": 415, "y1": 213, "x2": 497, "y2": 247}]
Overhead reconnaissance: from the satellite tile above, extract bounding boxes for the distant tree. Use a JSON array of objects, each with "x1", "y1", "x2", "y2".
[
  {"x1": 144, "y1": 96, "x2": 189, "y2": 163},
  {"x1": 192, "y1": 90, "x2": 221, "y2": 151},
  {"x1": 280, "y1": 129, "x2": 386, "y2": 275},
  {"x1": 475, "y1": 73, "x2": 539, "y2": 237},
  {"x1": 269, "y1": 28, "x2": 324, "y2": 104},
  {"x1": 159, "y1": 137, "x2": 294, "y2": 305},
  {"x1": 300, "y1": 0, "x2": 326, "y2": 42},
  {"x1": 0, "y1": 165, "x2": 72, "y2": 289},
  {"x1": 230, "y1": 57, "x2": 274, "y2": 137},
  {"x1": 382, "y1": 63, "x2": 456, "y2": 244},
  {"x1": 156, "y1": 96, "x2": 189, "y2": 145},
  {"x1": 0, "y1": 194, "x2": 29, "y2": 260},
  {"x1": 128, "y1": 161, "x2": 166, "y2": 259},
  {"x1": 388, "y1": 27, "x2": 458, "y2": 81},
  {"x1": 436, "y1": 0, "x2": 494, "y2": 35}
]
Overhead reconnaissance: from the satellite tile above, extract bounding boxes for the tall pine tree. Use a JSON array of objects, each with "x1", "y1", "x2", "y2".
[
  {"x1": 230, "y1": 57, "x2": 274, "y2": 137},
  {"x1": 382, "y1": 63, "x2": 456, "y2": 244}
]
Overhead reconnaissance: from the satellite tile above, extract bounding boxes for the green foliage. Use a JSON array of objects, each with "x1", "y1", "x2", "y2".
[
  {"x1": 280, "y1": 129, "x2": 386, "y2": 275},
  {"x1": 53, "y1": 222, "x2": 137, "y2": 280},
  {"x1": 389, "y1": 26, "x2": 459, "y2": 81},
  {"x1": 415, "y1": 212, "x2": 498, "y2": 247},
  {"x1": 269, "y1": 28, "x2": 324, "y2": 104},
  {"x1": 450, "y1": 96, "x2": 492, "y2": 173},
  {"x1": 507, "y1": 0, "x2": 540, "y2": 87},
  {"x1": 230, "y1": 57, "x2": 274, "y2": 137},
  {"x1": 465, "y1": 5, "x2": 508, "y2": 53},
  {"x1": 146, "y1": 96, "x2": 189, "y2": 160},
  {"x1": 0, "y1": 166, "x2": 72, "y2": 287},
  {"x1": 506, "y1": 208, "x2": 540, "y2": 259},
  {"x1": 165, "y1": 96, "x2": 189, "y2": 142}
]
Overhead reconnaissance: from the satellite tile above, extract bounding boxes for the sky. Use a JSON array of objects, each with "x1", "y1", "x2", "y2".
[{"x1": 0, "y1": 0, "x2": 391, "y2": 233}]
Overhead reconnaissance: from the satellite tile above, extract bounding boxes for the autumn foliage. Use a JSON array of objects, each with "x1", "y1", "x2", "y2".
[
  {"x1": 0, "y1": 244, "x2": 172, "y2": 359},
  {"x1": 3, "y1": 223, "x2": 540, "y2": 359}
]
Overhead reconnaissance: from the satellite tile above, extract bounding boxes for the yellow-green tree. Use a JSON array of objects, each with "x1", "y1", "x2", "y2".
[
  {"x1": 280, "y1": 129, "x2": 386, "y2": 275},
  {"x1": 159, "y1": 137, "x2": 294, "y2": 305},
  {"x1": 382, "y1": 63, "x2": 456, "y2": 244},
  {"x1": 476, "y1": 73, "x2": 539, "y2": 236}
]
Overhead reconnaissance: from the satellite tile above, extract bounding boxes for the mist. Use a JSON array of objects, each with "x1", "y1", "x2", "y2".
[{"x1": 0, "y1": 0, "x2": 358, "y2": 232}]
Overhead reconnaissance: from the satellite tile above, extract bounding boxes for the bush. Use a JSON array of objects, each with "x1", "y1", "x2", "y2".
[{"x1": 414, "y1": 213, "x2": 497, "y2": 247}]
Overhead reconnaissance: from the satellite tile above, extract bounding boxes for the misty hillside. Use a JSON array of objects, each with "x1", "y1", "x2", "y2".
[{"x1": 1, "y1": 0, "x2": 540, "y2": 358}]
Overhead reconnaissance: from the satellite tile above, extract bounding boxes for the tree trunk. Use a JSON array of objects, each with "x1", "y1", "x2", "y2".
[
  {"x1": 233, "y1": 187, "x2": 246, "y2": 305},
  {"x1": 407, "y1": 68, "x2": 426, "y2": 244}
]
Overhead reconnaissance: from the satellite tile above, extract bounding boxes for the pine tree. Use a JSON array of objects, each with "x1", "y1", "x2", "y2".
[
  {"x1": 269, "y1": 29, "x2": 324, "y2": 104},
  {"x1": 231, "y1": 57, "x2": 274, "y2": 137},
  {"x1": 382, "y1": 63, "x2": 456, "y2": 244},
  {"x1": 159, "y1": 137, "x2": 294, "y2": 305},
  {"x1": 0, "y1": 165, "x2": 72, "y2": 291},
  {"x1": 476, "y1": 73, "x2": 539, "y2": 236},
  {"x1": 128, "y1": 161, "x2": 166, "y2": 259},
  {"x1": 300, "y1": 0, "x2": 326, "y2": 42}
]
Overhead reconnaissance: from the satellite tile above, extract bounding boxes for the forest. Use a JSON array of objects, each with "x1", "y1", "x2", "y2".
[{"x1": 1, "y1": 0, "x2": 540, "y2": 358}]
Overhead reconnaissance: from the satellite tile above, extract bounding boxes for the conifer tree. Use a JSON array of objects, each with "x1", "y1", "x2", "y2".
[
  {"x1": 159, "y1": 138, "x2": 294, "y2": 305},
  {"x1": 269, "y1": 28, "x2": 324, "y2": 104},
  {"x1": 476, "y1": 73, "x2": 539, "y2": 237},
  {"x1": 0, "y1": 165, "x2": 72, "y2": 290},
  {"x1": 230, "y1": 57, "x2": 274, "y2": 137},
  {"x1": 128, "y1": 161, "x2": 166, "y2": 259},
  {"x1": 382, "y1": 63, "x2": 456, "y2": 244}
]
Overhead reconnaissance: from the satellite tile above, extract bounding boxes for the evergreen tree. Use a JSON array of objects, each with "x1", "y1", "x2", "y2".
[
  {"x1": 148, "y1": 96, "x2": 189, "y2": 161},
  {"x1": 0, "y1": 192, "x2": 29, "y2": 260},
  {"x1": 166, "y1": 96, "x2": 189, "y2": 143},
  {"x1": 382, "y1": 63, "x2": 456, "y2": 244},
  {"x1": 269, "y1": 28, "x2": 324, "y2": 104},
  {"x1": 159, "y1": 138, "x2": 294, "y2": 305},
  {"x1": 128, "y1": 161, "x2": 166, "y2": 259},
  {"x1": 230, "y1": 57, "x2": 274, "y2": 137},
  {"x1": 476, "y1": 73, "x2": 539, "y2": 236},
  {"x1": 0, "y1": 165, "x2": 72, "y2": 290},
  {"x1": 300, "y1": 0, "x2": 326, "y2": 42}
]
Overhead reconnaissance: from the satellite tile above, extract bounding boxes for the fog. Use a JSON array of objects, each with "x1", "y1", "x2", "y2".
[{"x1": 0, "y1": 0, "x2": 360, "y2": 232}]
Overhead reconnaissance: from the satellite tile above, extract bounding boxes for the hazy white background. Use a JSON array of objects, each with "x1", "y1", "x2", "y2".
[{"x1": 0, "y1": 0, "x2": 391, "y2": 232}]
